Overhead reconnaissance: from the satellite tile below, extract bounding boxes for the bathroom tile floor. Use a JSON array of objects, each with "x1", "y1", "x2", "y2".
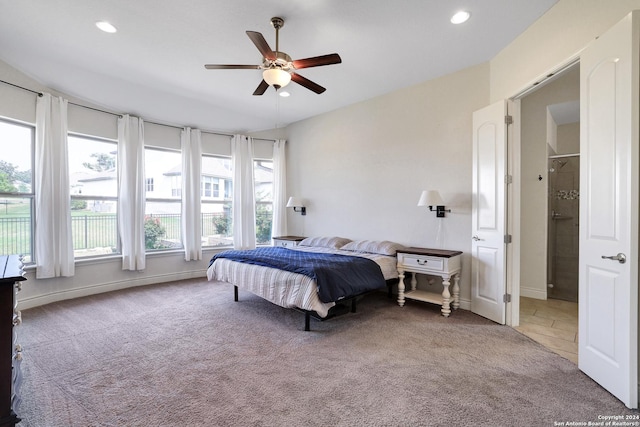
[{"x1": 516, "y1": 296, "x2": 578, "y2": 364}]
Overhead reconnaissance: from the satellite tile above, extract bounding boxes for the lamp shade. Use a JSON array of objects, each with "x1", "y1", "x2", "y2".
[
  {"x1": 417, "y1": 190, "x2": 444, "y2": 207},
  {"x1": 286, "y1": 197, "x2": 304, "y2": 208},
  {"x1": 263, "y1": 68, "x2": 291, "y2": 89}
]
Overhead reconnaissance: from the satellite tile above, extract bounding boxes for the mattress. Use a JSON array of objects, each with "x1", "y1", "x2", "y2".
[{"x1": 206, "y1": 245, "x2": 397, "y2": 318}]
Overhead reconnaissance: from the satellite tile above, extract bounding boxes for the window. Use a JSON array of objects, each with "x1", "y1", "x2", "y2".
[
  {"x1": 68, "y1": 134, "x2": 118, "y2": 258},
  {"x1": 201, "y1": 176, "x2": 220, "y2": 198},
  {"x1": 201, "y1": 155, "x2": 232, "y2": 247},
  {"x1": 0, "y1": 119, "x2": 34, "y2": 262},
  {"x1": 146, "y1": 178, "x2": 154, "y2": 192},
  {"x1": 170, "y1": 176, "x2": 181, "y2": 197},
  {"x1": 144, "y1": 147, "x2": 182, "y2": 251},
  {"x1": 254, "y1": 160, "x2": 273, "y2": 245}
]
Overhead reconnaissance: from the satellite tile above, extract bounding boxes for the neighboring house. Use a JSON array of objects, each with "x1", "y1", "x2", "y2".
[{"x1": 71, "y1": 157, "x2": 272, "y2": 215}]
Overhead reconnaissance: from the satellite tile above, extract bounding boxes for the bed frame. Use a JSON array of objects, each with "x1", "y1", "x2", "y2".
[{"x1": 233, "y1": 279, "x2": 397, "y2": 331}]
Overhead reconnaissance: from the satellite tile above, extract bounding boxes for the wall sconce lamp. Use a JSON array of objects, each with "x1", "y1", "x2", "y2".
[
  {"x1": 418, "y1": 190, "x2": 451, "y2": 217},
  {"x1": 286, "y1": 196, "x2": 306, "y2": 215}
]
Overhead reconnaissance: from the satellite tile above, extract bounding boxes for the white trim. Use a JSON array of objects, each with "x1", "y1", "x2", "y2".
[
  {"x1": 507, "y1": 60, "x2": 580, "y2": 327},
  {"x1": 520, "y1": 286, "x2": 547, "y2": 300},
  {"x1": 457, "y1": 298, "x2": 471, "y2": 311},
  {"x1": 511, "y1": 56, "x2": 581, "y2": 100},
  {"x1": 507, "y1": 99, "x2": 521, "y2": 327},
  {"x1": 17, "y1": 269, "x2": 208, "y2": 310}
]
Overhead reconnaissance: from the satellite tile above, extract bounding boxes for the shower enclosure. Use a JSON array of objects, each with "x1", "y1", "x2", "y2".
[{"x1": 547, "y1": 155, "x2": 579, "y2": 302}]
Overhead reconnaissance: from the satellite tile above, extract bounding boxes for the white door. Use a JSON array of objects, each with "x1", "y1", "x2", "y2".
[
  {"x1": 471, "y1": 100, "x2": 507, "y2": 324},
  {"x1": 579, "y1": 11, "x2": 639, "y2": 409}
]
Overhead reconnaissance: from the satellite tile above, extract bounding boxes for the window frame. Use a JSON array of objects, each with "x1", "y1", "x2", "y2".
[
  {"x1": 201, "y1": 154, "x2": 232, "y2": 248},
  {"x1": 254, "y1": 158, "x2": 273, "y2": 246},
  {"x1": 67, "y1": 132, "x2": 120, "y2": 258},
  {"x1": 0, "y1": 117, "x2": 35, "y2": 262},
  {"x1": 144, "y1": 145, "x2": 183, "y2": 252}
]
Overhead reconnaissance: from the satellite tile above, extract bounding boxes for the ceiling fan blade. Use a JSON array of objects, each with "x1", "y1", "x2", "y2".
[
  {"x1": 253, "y1": 80, "x2": 269, "y2": 96},
  {"x1": 292, "y1": 53, "x2": 342, "y2": 70},
  {"x1": 246, "y1": 31, "x2": 276, "y2": 61},
  {"x1": 291, "y1": 73, "x2": 326, "y2": 94},
  {"x1": 204, "y1": 64, "x2": 260, "y2": 70}
]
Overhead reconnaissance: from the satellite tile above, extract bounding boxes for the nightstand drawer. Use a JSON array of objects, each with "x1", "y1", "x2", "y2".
[
  {"x1": 274, "y1": 239, "x2": 297, "y2": 248},
  {"x1": 272, "y1": 236, "x2": 306, "y2": 248},
  {"x1": 398, "y1": 253, "x2": 444, "y2": 273}
]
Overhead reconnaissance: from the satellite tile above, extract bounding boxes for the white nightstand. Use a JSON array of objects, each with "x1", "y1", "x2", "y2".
[
  {"x1": 272, "y1": 236, "x2": 306, "y2": 248},
  {"x1": 396, "y1": 247, "x2": 462, "y2": 317}
]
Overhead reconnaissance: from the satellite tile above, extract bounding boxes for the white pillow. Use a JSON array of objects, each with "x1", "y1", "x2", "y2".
[
  {"x1": 340, "y1": 240, "x2": 404, "y2": 256},
  {"x1": 298, "y1": 236, "x2": 352, "y2": 249}
]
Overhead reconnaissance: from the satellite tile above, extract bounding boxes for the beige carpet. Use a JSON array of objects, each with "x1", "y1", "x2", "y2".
[{"x1": 15, "y1": 278, "x2": 638, "y2": 426}]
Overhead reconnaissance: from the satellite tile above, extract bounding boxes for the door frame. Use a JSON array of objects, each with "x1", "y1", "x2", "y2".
[
  {"x1": 506, "y1": 56, "x2": 581, "y2": 328},
  {"x1": 506, "y1": 99, "x2": 520, "y2": 327}
]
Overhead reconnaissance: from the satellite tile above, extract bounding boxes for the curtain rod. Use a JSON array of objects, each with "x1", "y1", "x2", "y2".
[
  {"x1": 0, "y1": 79, "x2": 42, "y2": 96},
  {"x1": 0, "y1": 78, "x2": 123, "y2": 117},
  {"x1": 145, "y1": 120, "x2": 236, "y2": 139},
  {"x1": 0, "y1": 79, "x2": 278, "y2": 142},
  {"x1": 145, "y1": 120, "x2": 277, "y2": 142}
]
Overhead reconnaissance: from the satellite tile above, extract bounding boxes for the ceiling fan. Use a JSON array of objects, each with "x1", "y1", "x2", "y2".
[{"x1": 204, "y1": 17, "x2": 342, "y2": 95}]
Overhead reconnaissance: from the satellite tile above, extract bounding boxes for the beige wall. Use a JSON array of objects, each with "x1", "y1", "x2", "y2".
[
  {"x1": 557, "y1": 122, "x2": 580, "y2": 155},
  {"x1": 282, "y1": 63, "x2": 490, "y2": 306},
  {"x1": 490, "y1": 0, "x2": 640, "y2": 101}
]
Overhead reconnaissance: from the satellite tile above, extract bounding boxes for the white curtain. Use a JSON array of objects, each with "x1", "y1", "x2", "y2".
[
  {"x1": 34, "y1": 93, "x2": 74, "y2": 278},
  {"x1": 181, "y1": 127, "x2": 202, "y2": 261},
  {"x1": 117, "y1": 115, "x2": 146, "y2": 271},
  {"x1": 271, "y1": 139, "x2": 287, "y2": 238},
  {"x1": 231, "y1": 134, "x2": 256, "y2": 249}
]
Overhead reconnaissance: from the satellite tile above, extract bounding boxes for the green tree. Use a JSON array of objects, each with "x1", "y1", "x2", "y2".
[
  {"x1": 144, "y1": 216, "x2": 167, "y2": 249},
  {"x1": 14, "y1": 170, "x2": 31, "y2": 184},
  {"x1": 213, "y1": 214, "x2": 230, "y2": 235},
  {"x1": 0, "y1": 160, "x2": 31, "y2": 187},
  {"x1": 83, "y1": 153, "x2": 115, "y2": 172},
  {"x1": 0, "y1": 172, "x2": 16, "y2": 192},
  {"x1": 70, "y1": 199, "x2": 87, "y2": 210},
  {"x1": 255, "y1": 204, "x2": 272, "y2": 244}
]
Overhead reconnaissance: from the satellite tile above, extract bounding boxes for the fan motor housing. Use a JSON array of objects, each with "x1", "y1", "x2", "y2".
[{"x1": 263, "y1": 52, "x2": 293, "y2": 71}]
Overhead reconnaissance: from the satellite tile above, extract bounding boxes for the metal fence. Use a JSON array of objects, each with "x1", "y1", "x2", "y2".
[
  {"x1": 0, "y1": 216, "x2": 31, "y2": 256},
  {"x1": 1, "y1": 211, "x2": 272, "y2": 257}
]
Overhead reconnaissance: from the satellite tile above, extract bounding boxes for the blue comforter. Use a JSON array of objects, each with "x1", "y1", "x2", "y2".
[{"x1": 209, "y1": 247, "x2": 387, "y2": 303}]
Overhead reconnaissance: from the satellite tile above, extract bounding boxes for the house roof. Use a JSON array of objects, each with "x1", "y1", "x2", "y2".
[{"x1": 0, "y1": 0, "x2": 557, "y2": 133}]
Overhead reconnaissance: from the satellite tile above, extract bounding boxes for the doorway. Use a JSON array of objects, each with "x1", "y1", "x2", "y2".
[{"x1": 515, "y1": 64, "x2": 580, "y2": 362}]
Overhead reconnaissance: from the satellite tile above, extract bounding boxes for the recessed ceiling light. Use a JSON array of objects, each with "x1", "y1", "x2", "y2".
[
  {"x1": 450, "y1": 11, "x2": 470, "y2": 24},
  {"x1": 96, "y1": 21, "x2": 117, "y2": 33},
  {"x1": 279, "y1": 91, "x2": 290, "y2": 98}
]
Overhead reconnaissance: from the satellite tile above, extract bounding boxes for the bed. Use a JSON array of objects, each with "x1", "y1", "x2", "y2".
[{"x1": 207, "y1": 237, "x2": 402, "y2": 330}]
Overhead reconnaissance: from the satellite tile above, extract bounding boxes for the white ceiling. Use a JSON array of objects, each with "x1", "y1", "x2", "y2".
[{"x1": 0, "y1": 0, "x2": 558, "y2": 133}]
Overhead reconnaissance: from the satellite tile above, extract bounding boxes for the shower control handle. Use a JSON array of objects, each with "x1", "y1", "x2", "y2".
[{"x1": 601, "y1": 253, "x2": 626, "y2": 264}]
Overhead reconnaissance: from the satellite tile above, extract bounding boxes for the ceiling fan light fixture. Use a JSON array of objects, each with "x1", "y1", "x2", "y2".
[
  {"x1": 450, "y1": 11, "x2": 470, "y2": 24},
  {"x1": 263, "y1": 68, "x2": 291, "y2": 89},
  {"x1": 96, "y1": 21, "x2": 117, "y2": 33}
]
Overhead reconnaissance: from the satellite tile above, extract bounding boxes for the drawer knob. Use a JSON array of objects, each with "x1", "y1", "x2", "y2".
[{"x1": 416, "y1": 259, "x2": 427, "y2": 265}]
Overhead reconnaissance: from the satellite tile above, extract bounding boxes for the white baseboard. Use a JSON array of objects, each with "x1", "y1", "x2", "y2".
[
  {"x1": 18, "y1": 269, "x2": 209, "y2": 310},
  {"x1": 520, "y1": 287, "x2": 547, "y2": 300}
]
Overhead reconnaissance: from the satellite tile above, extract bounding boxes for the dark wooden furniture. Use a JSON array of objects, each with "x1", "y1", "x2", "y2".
[{"x1": 0, "y1": 255, "x2": 25, "y2": 427}]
